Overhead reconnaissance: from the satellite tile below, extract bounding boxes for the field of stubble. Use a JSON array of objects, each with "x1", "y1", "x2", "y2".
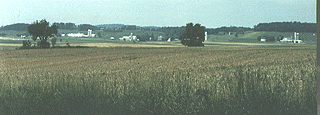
[{"x1": 0, "y1": 46, "x2": 316, "y2": 114}]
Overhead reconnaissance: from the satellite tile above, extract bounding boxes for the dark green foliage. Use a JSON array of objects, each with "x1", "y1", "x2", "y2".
[
  {"x1": 52, "y1": 22, "x2": 76, "y2": 30},
  {"x1": 66, "y1": 41, "x2": 70, "y2": 47},
  {"x1": 254, "y1": 21, "x2": 316, "y2": 33},
  {"x1": 277, "y1": 35, "x2": 284, "y2": 41},
  {"x1": 181, "y1": 39, "x2": 204, "y2": 46},
  {"x1": 97, "y1": 32, "x2": 102, "y2": 38},
  {"x1": 37, "y1": 41, "x2": 50, "y2": 48},
  {"x1": 51, "y1": 37, "x2": 57, "y2": 47},
  {"x1": 206, "y1": 26, "x2": 252, "y2": 34},
  {"x1": 22, "y1": 40, "x2": 31, "y2": 47},
  {"x1": 235, "y1": 33, "x2": 238, "y2": 38},
  {"x1": 78, "y1": 24, "x2": 98, "y2": 31},
  {"x1": 257, "y1": 36, "x2": 261, "y2": 41},
  {"x1": 27, "y1": 19, "x2": 57, "y2": 48},
  {"x1": 179, "y1": 23, "x2": 205, "y2": 46},
  {"x1": 1, "y1": 23, "x2": 30, "y2": 31},
  {"x1": 0, "y1": 33, "x2": 7, "y2": 37}
]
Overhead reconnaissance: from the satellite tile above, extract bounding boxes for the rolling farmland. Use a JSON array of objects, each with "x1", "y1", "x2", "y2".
[{"x1": 0, "y1": 46, "x2": 316, "y2": 114}]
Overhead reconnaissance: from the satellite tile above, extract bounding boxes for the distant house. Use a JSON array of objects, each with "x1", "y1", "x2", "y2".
[{"x1": 260, "y1": 39, "x2": 266, "y2": 42}]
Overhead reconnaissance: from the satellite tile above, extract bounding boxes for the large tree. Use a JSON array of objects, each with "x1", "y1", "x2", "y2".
[
  {"x1": 179, "y1": 23, "x2": 205, "y2": 46},
  {"x1": 28, "y1": 19, "x2": 57, "y2": 48}
]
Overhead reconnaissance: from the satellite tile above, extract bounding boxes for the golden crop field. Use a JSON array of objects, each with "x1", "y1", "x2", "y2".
[{"x1": 0, "y1": 46, "x2": 316, "y2": 114}]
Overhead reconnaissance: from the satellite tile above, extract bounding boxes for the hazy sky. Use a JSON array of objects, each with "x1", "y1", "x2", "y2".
[{"x1": 0, "y1": 0, "x2": 316, "y2": 28}]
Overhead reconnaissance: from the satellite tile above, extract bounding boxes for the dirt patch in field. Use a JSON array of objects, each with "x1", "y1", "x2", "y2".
[{"x1": 72, "y1": 42, "x2": 184, "y2": 47}]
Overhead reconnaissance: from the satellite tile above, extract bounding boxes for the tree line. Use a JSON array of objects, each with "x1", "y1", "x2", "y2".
[
  {"x1": 1, "y1": 21, "x2": 316, "y2": 35},
  {"x1": 253, "y1": 22, "x2": 316, "y2": 33},
  {"x1": 0, "y1": 22, "x2": 99, "y2": 31},
  {"x1": 0, "y1": 23, "x2": 30, "y2": 31},
  {"x1": 206, "y1": 26, "x2": 252, "y2": 34}
]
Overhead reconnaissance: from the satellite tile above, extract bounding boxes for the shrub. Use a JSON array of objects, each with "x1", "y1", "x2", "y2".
[
  {"x1": 22, "y1": 40, "x2": 31, "y2": 47},
  {"x1": 51, "y1": 37, "x2": 57, "y2": 47},
  {"x1": 37, "y1": 40, "x2": 50, "y2": 48},
  {"x1": 181, "y1": 39, "x2": 204, "y2": 47}
]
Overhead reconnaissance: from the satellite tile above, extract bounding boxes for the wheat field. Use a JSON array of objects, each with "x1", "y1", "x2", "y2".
[{"x1": 0, "y1": 46, "x2": 316, "y2": 114}]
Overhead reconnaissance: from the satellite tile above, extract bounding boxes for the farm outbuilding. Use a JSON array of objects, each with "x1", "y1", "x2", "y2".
[
  {"x1": 280, "y1": 37, "x2": 293, "y2": 43},
  {"x1": 280, "y1": 32, "x2": 303, "y2": 43},
  {"x1": 119, "y1": 33, "x2": 137, "y2": 41},
  {"x1": 67, "y1": 33, "x2": 85, "y2": 37},
  {"x1": 293, "y1": 40, "x2": 303, "y2": 43},
  {"x1": 65, "y1": 29, "x2": 96, "y2": 38}
]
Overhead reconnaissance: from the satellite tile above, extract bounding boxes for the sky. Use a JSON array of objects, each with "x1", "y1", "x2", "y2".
[{"x1": 0, "y1": 0, "x2": 316, "y2": 28}]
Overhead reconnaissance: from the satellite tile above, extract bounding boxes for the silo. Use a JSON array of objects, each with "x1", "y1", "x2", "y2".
[
  {"x1": 205, "y1": 31, "x2": 208, "y2": 41},
  {"x1": 88, "y1": 29, "x2": 92, "y2": 37}
]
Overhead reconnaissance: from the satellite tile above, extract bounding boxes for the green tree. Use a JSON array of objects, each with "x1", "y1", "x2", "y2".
[
  {"x1": 97, "y1": 32, "x2": 102, "y2": 38},
  {"x1": 28, "y1": 19, "x2": 57, "y2": 48},
  {"x1": 236, "y1": 28, "x2": 244, "y2": 34},
  {"x1": 277, "y1": 35, "x2": 284, "y2": 41},
  {"x1": 179, "y1": 23, "x2": 205, "y2": 46},
  {"x1": 235, "y1": 33, "x2": 238, "y2": 38},
  {"x1": 51, "y1": 37, "x2": 57, "y2": 47}
]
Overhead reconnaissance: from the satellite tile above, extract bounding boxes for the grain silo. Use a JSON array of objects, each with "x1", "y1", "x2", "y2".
[{"x1": 205, "y1": 31, "x2": 208, "y2": 41}]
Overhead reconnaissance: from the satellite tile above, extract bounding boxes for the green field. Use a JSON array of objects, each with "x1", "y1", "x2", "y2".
[
  {"x1": 0, "y1": 46, "x2": 316, "y2": 114},
  {"x1": 208, "y1": 31, "x2": 316, "y2": 43}
]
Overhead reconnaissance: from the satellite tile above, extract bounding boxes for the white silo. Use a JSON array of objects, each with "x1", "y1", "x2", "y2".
[
  {"x1": 88, "y1": 29, "x2": 92, "y2": 37},
  {"x1": 294, "y1": 32, "x2": 299, "y2": 40},
  {"x1": 205, "y1": 31, "x2": 208, "y2": 41}
]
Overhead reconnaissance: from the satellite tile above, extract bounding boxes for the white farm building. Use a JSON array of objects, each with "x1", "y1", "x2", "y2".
[
  {"x1": 280, "y1": 32, "x2": 302, "y2": 43},
  {"x1": 119, "y1": 33, "x2": 138, "y2": 41},
  {"x1": 66, "y1": 29, "x2": 96, "y2": 38},
  {"x1": 67, "y1": 33, "x2": 85, "y2": 37}
]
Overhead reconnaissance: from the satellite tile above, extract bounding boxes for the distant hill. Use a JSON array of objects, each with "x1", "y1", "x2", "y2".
[
  {"x1": 142, "y1": 26, "x2": 161, "y2": 30},
  {"x1": 254, "y1": 22, "x2": 316, "y2": 33},
  {"x1": 95, "y1": 24, "x2": 125, "y2": 29},
  {"x1": 96, "y1": 24, "x2": 161, "y2": 30},
  {"x1": 0, "y1": 23, "x2": 30, "y2": 31}
]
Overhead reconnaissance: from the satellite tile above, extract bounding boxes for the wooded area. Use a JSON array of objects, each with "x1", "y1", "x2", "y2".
[{"x1": 253, "y1": 22, "x2": 316, "y2": 33}]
